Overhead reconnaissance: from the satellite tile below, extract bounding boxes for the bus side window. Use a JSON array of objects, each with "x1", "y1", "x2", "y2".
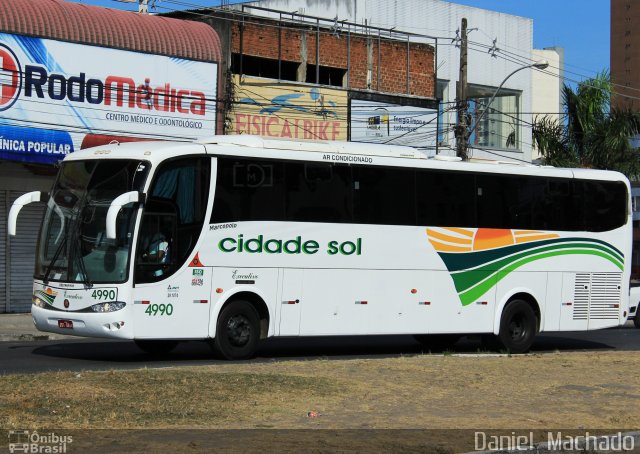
[
  {"x1": 211, "y1": 158, "x2": 285, "y2": 223},
  {"x1": 135, "y1": 157, "x2": 210, "y2": 284},
  {"x1": 476, "y1": 174, "x2": 508, "y2": 229},
  {"x1": 582, "y1": 180, "x2": 628, "y2": 232},
  {"x1": 353, "y1": 165, "x2": 416, "y2": 226},
  {"x1": 136, "y1": 199, "x2": 178, "y2": 280},
  {"x1": 417, "y1": 169, "x2": 476, "y2": 228},
  {"x1": 542, "y1": 179, "x2": 574, "y2": 231},
  {"x1": 285, "y1": 162, "x2": 352, "y2": 223}
]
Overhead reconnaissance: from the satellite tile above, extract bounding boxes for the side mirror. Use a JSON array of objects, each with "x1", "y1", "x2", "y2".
[
  {"x1": 8, "y1": 191, "x2": 49, "y2": 236},
  {"x1": 106, "y1": 191, "x2": 145, "y2": 240}
]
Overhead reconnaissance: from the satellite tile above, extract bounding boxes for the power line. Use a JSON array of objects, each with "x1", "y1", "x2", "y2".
[
  {"x1": 469, "y1": 37, "x2": 640, "y2": 101},
  {"x1": 108, "y1": 0, "x2": 640, "y2": 102},
  {"x1": 124, "y1": 0, "x2": 640, "y2": 106}
]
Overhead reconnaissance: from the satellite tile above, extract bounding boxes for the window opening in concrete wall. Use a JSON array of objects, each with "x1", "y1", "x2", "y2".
[
  {"x1": 232, "y1": 54, "x2": 299, "y2": 81},
  {"x1": 305, "y1": 64, "x2": 347, "y2": 87}
]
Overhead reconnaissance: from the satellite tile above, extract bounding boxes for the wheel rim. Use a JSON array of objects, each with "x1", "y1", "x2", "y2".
[
  {"x1": 226, "y1": 314, "x2": 252, "y2": 347},
  {"x1": 508, "y1": 314, "x2": 527, "y2": 341}
]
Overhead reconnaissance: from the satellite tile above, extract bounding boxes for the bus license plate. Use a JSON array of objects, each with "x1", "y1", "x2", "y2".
[{"x1": 58, "y1": 320, "x2": 73, "y2": 329}]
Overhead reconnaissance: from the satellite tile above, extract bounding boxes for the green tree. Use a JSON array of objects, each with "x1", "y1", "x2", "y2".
[{"x1": 532, "y1": 71, "x2": 640, "y2": 179}]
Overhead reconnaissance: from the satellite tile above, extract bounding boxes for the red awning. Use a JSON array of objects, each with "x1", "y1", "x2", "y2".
[{"x1": 0, "y1": 0, "x2": 221, "y2": 62}]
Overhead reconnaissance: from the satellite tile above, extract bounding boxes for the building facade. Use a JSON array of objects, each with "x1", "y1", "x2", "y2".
[
  {"x1": 611, "y1": 0, "x2": 640, "y2": 110},
  {"x1": 531, "y1": 46, "x2": 564, "y2": 162},
  {"x1": 611, "y1": 0, "x2": 640, "y2": 280},
  {"x1": 228, "y1": 12, "x2": 438, "y2": 149},
  {"x1": 170, "y1": 7, "x2": 441, "y2": 151},
  {"x1": 235, "y1": 0, "x2": 537, "y2": 162}
]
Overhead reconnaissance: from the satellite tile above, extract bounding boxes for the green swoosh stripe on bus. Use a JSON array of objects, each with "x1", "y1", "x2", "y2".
[
  {"x1": 431, "y1": 237, "x2": 624, "y2": 306},
  {"x1": 452, "y1": 248, "x2": 623, "y2": 306},
  {"x1": 448, "y1": 242, "x2": 624, "y2": 293},
  {"x1": 437, "y1": 237, "x2": 624, "y2": 272}
]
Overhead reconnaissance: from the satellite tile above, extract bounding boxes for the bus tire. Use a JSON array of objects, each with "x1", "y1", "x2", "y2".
[
  {"x1": 212, "y1": 300, "x2": 260, "y2": 360},
  {"x1": 497, "y1": 299, "x2": 537, "y2": 354},
  {"x1": 135, "y1": 340, "x2": 179, "y2": 356},
  {"x1": 634, "y1": 316, "x2": 640, "y2": 329},
  {"x1": 413, "y1": 334, "x2": 460, "y2": 351}
]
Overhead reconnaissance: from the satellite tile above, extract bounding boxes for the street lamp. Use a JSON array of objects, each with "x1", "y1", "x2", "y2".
[{"x1": 463, "y1": 60, "x2": 549, "y2": 155}]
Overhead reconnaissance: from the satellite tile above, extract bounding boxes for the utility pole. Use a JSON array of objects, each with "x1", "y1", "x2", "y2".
[{"x1": 455, "y1": 18, "x2": 468, "y2": 160}]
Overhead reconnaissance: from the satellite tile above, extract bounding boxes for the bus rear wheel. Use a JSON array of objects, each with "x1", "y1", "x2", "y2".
[
  {"x1": 497, "y1": 299, "x2": 537, "y2": 354},
  {"x1": 135, "y1": 340, "x2": 179, "y2": 356},
  {"x1": 211, "y1": 300, "x2": 260, "y2": 360}
]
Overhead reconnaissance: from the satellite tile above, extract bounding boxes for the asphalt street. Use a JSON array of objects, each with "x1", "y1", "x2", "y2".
[{"x1": 1, "y1": 323, "x2": 639, "y2": 374}]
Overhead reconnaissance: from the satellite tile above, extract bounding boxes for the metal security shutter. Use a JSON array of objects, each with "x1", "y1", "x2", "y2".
[
  {"x1": 0, "y1": 191, "x2": 7, "y2": 313},
  {"x1": 8, "y1": 191, "x2": 45, "y2": 313}
]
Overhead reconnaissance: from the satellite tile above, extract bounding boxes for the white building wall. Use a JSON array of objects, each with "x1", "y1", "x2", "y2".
[
  {"x1": 531, "y1": 47, "x2": 563, "y2": 161},
  {"x1": 240, "y1": 0, "x2": 535, "y2": 162}
]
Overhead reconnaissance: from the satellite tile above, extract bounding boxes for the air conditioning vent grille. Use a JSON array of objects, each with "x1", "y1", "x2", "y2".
[{"x1": 573, "y1": 273, "x2": 621, "y2": 321}]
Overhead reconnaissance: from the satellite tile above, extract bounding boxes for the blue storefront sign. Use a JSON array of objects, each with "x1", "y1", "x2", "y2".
[{"x1": 0, "y1": 124, "x2": 73, "y2": 165}]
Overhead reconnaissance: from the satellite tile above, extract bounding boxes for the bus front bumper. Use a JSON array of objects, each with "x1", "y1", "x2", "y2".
[{"x1": 31, "y1": 305, "x2": 134, "y2": 339}]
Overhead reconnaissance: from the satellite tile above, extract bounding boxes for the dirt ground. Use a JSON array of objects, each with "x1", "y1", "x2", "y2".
[{"x1": 2, "y1": 351, "x2": 639, "y2": 452}]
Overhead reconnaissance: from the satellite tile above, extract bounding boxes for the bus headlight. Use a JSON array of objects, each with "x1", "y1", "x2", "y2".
[
  {"x1": 90, "y1": 302, "x2": 126, "y2": 313},
  {"x1": 32, "y1": 296, "x2": 47, "y2": 308}
]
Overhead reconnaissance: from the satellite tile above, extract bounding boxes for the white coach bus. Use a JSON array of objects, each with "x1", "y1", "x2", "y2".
[{"x1": 8, "y1": 136, "x2": 632, "y2": 358}]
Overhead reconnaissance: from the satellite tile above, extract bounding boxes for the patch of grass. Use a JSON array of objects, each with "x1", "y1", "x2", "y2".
[
  {"x1": 0, "y1": 370, "x2": 339, "y2": 429},
  {"x1": 1, "y1": 351, "x2": 640, "y2": 431}
]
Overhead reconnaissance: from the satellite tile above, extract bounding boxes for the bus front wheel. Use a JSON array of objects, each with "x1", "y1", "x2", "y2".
[
  {"x1": 211, "y1": 300, "x2": 260, "y2": 360},
  {"x1": 497, "y1": 299, "x2": 537, "y2": 354}
]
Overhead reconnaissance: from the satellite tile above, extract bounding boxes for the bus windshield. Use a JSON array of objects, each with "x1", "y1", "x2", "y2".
[{"x1": 35, "y1": 159, "x2": 150, "y2": 285}]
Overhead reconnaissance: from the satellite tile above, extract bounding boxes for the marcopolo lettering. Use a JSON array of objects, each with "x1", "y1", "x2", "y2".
[
  {"x1": 23, "y1": 65, "x2": 207, "y2": 115},
  {"x1": 218, "y1": 234, "x2": 362, "y2": 256}
]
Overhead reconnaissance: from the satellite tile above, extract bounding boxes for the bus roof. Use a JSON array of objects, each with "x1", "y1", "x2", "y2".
[
  {"x1": 198, "y1": 135, "x2": 427, "y2": 159},
  {"x1": 65, "y1": 140, "x2": 206, "y2": 166},
  {"x1": 64, "y1": 135, "x2": 629, "y2": 183}
]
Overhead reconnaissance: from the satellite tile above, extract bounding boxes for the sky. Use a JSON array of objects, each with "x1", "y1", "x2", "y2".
[
  {"x1": 450, "y1": 0, "x2": 610, "y2": 85},
  {"x1": 71, "y1": 0, "x2": 610, "y2": 86}
]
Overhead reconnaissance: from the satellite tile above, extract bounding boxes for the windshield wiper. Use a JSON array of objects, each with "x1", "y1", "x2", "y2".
[
  {"x1": 43, "y1": 194, "x2": 93, "y2": 288},
  {"x1": 42, "y1": 233, "x2": 68, "y2": 285},
  {"x1": 42, "y1": 203, "x2": 78, "y2": 285},
  {"x1": 69, "y1": 200, "x2": 93, "y2": 289},
  {"x1": 70, "y1": 234, "x2": 93, "y2": 289}
]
